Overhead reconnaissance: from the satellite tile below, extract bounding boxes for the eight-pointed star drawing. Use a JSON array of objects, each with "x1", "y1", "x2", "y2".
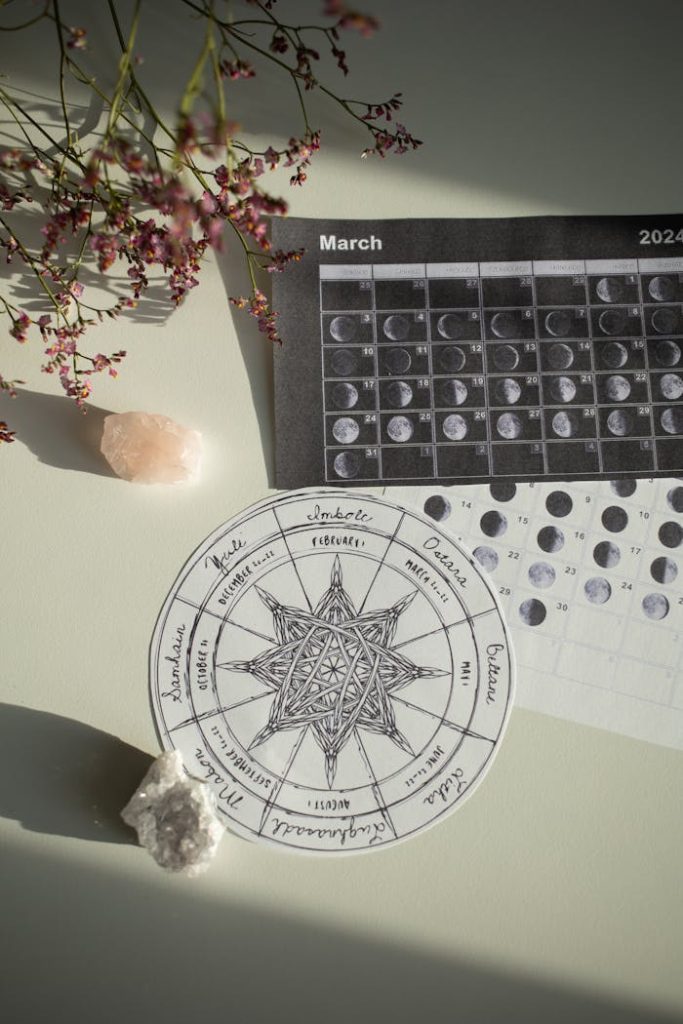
[{"x1": 223, "y1": 556, "x2": 446, "y2": 787}]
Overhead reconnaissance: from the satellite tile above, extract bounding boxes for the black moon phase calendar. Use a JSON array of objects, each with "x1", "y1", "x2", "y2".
[{"x1": 150, "y1": 490, "x2": 514, "y2": 854}]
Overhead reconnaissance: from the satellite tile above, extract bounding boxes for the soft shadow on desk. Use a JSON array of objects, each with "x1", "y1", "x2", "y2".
[
  {"x1": 5, "y1": 390, "x2": 117, "y2": 477},
  {"x1": 1, "y1": 839, "x2": 677, "y2": 1024},
  {"x1": 0, "y1": 704, "x2": 152, "y2": 844}
]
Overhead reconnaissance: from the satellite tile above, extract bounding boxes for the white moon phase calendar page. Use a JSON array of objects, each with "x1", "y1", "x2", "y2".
[{"x1": 272, "y1": 215, "x2": 683, "y2": 489}]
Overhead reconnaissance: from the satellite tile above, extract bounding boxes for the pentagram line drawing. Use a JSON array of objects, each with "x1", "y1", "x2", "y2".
[
  {"x1": 272, "y1": 506, "x2": 314, "y2": 613},
  {"x1": 357, "y1": 511, "x2": 405, "y2": 615},
  {"x1": 222, "y1": 555, "x2": 447, "y2": 789}
]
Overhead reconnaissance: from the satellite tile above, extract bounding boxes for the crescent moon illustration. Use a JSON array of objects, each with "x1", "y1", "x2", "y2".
[
  {"x1": 436, "y1": 313, "x2": 465, "y2": 340},
  {"x1": 329, "y1": 315, "x2": 357, "y2": 343}
]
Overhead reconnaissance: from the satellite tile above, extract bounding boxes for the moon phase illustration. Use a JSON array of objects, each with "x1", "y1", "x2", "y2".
[
  {"x1": 596, "y1": 277, "x2": 624, "y2": 303},
  {"x1": 654, "y1": 340, "x2": 681, "y2": 367},
  {"x1": 490, "y1": 311, "x2": 521, "y2": 339},
  {"x1": 441, "y1": 378, "x2": 468, "y2": 406},
  {"x1": 480, "y1": 510, "x2": 508, "y2": 537},
  {"x1": 386, "y1": 380, "x2": 413, "y2": 408},
  {"x1": 495, "y1": 378, "x2": 522, "y2": 405},
  {"x1": 600, "y1": 342, "x2": 628, "y2": 369},
  {"x1": 537, "y1": 525, "x2": 564, "y2": 553},
  {"x1": 667, "y1": 486, "x2": 683, "y2": 512},
  {"x1": 604, "y1": 374, "x2": 631, "y2": 402},
  {"x1": 650, "y1": 556, "x2": 677, "y2": 584},
  {"x1": 661, "y1": 407, "x2": 683, "y2": 434},
  {"x1": 598, "y1": 309, "x2": 627, "y2": 335},
  {"x1": 528, "y1": 562, "x2": 556, "y2": 589},
  {"x1": 386, "y1": 415, "x2": 414, "y2": 443},
  {"x1": 546, "y1": 490, "x2": 573, "y2": 517},
  {"x1": 544, "y1": 310, "x2": 573, "y2": 337},
  {"x1": 547, "y1": 343, "x2": 574, "y2": 370},
  {"x1": 659, "y1": 373, "x2": 683, "y2": 400},
  {"x1": 473, "y1": 546, "x2": 499, "y2": 572},
  {"x1": 332, "y1": 417, "x2": 360, "y2": 444},
  {"x1": 651, "y1": 307, "x2": 679, "y2": 335},
  {"x1": 493, "y1": 344, "x2": 520, "y2": 371},
  {"x1": 606, "y1": 409, "x2": 633, "y2": 436},
  {"x1": 439, "y1": 345, "x2": 466, "y2": 372},
  {"x1": 518, "y1": 598, "x2": 546, "y2": 626},
  {"x1": 332, "y1": 382, "x2": 359, "y2": 409},
  {"x1": 642, "y1": 593, "x2": 669, "y2": 620},
  {"x1": 330, "y1": 348, "x2": 359, "y2": 376},
  {"x1": 648, "y1": 275, "x2": 675, "y2": 302},
  {"x1": 610, "y1": 479, "x2": 636, "y2": 497},
  {"x1": 659, "y1": 521, "x2": 683, "y2": 548},
  {"x1": 436, "y1": 313, "x2": 464, "y2": 340},
  {"x1": 601, "y1": 505, "x2": 628, "y2": 532},
  {"x1": 424, "y1": 495, "x2": 451, "y2": 521},
  {"x1": 490, "y1": 482, "x2": 517, "y2": 502},
  {"x1": 584, "y1": 577, "x2": 611, "y2": 604},
  {"x1": 593, "y1": 540, "x2": 620, "y2": 568},
  {"x1": 442, "y1": 413, "x2": 468, "y2": 441},
  {"x1": 383, "y1": 347, "x2": 412, "y2": 375},
  {"x1": 332, "y1": 450, "x2": 360, "y2": 478},
  {"x1": 329, "y1": 315, "x2": 357, "y2": 343},
  {"x1": 496, "y1": 412, "x2": 522, "y2": 439},
  {"x1": 383, "y1": 314, "x2": 410, "y2": 342},
  {"x1": 551, "y1": 411, "x2": 578, "y2": 438},
  {"x1": 549, "y1": 376, "x2": 577, "y2": 403}
]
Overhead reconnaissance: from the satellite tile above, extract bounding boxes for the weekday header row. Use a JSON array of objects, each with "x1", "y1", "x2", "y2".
[{"x1": 320, "y1": 257, "x2": 683, "y2": 280}]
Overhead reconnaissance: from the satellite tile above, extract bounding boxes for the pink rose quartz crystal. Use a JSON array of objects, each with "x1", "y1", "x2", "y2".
[{"x1": 100, "y1": 411, "x2": 202, "y2": 483}]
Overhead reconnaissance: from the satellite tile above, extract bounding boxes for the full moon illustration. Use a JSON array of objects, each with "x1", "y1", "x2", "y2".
[
  {"x1": 659, "y1": 373, "x2": 683, "y2": 400},
  {"x1": 480, "y1": 510, "x2": 508, "y2": 537},
  {"x1": 329, "y1": 315, "x2": 357, "y2": 343},
  {"x1": 547, "y1": 343, "x2": 574, "y2": 370},
  {"x1": 604, "y1": 374, "x2": 631, "y2": 402},
  {"x1": 606, "y1": 409, "x2": 633, "y2": 436},
  {"x1": 386, "y1": 415, "x2": 414, "y2": 443},
  {"x1": 496, "y1": 412, "x2": 523, "y2": 439},
  {"x1": 648, "y1": 275, "x2": 675, "y2": 302},
  {"x1": 642, "y1": 593, "x2": 669, "y2": 620},
  {"x1": 424, "y1": 494, "x2": 451, "y2": 521},
  {"x1": 441, "y1": 378, "x2": 468, "y2": 406},
  {"x1": 473, "y1": 546, "x2": 499, "y2": 573},
  {"x1": 610, "y1": 479, "x2": 636, "y2": 497},
  {"x1": 518, "y1": 598, "x2": 546, "y2": 626},
  {"x1": 659, "y1": 521, "x2": 683, "y2": 548},
  {"x1": 386, "y1": 380, "x2": 413, "y2": 408},
  {"x1": 651, "y1": 307, "x2": 679, "y2": 335},
  {"x1": 584, "y1": 577, "x2": 611, "y2": 604},
  {"x1": 383, "y1": 314, "x2": 410, "y2": 342},
  {"x1": 490, "y1": 482, "x2": 517, "y2": 502},
  {"x1": 437, "y1": 313, "x2": 465, "y2": 340},
  {"x1": 598, "y1": 309, "x2": 627, "y2": 335},
  {"x1": 490, "y1": 311, "x2": 520, "y2": 339},
  {"x1": 546, "y1": 490, "x2": 573, "y2": 517},
  {"x1": 442, "y1": 413, "x2": 468, "y2": 441},
  {"x1": 332, "y1": 450, "x2": 360, "y2": 479},
  {"x1": 528, "y1": 562, "x2": 556, "y2": 589},
  {"x1": 332, "y1": 417, "x2": 360, "y2": 444},
  {"x1": 383, "y1": 347, "x2": 412, "y2": 375},
  {"x1": 544, "y1": 310, "x2": 572, "y2": 337},
  {"x1": 593, "y1": 540, "x2": 620, "y2": 568},
  {"x1": 332, "y1": 382, "x2": 359, "y2": 409},
  {"x1": 596, "y1": 276, "x2": 624, "y2": 303},
  {"x1": 549, "y1": 376, "x2": 577, "y2": 403},
  {"x1": 495, "y1": 377, "x2": 522, "y2": 405},
  {"x1": 601, "y1": 341, "x2": 628, "y2": 369},
  {"x1": 651, "y1": 556, "x2": 677, "y2": 584},
  {"x1": 439, "y1": 345, "x2": 466, "y2": 372},
  {"x1": 330, "y1": 348, "x2": 359, "y2": 376},
  {"x1": 667, "y1": 486, "x2": 683, "y2": 512},
  {"x1": 493, "y1": 344, "x2": 520, "y2": 371},
  {"x1": 537, "y1": 525, "x2": 564, "y2": 553},
  {"x1": 551, "y1": 411, "x2": 578, "y2": 438},
  {"x1": 661, "y1": 407, "x2": 683, "y2": 434},
  {"x1": 601, "y1": 505, "x2": 628, "y2": 532},
  {"x1": 654, "y1": 340, "x2": 681, "y2": 367}
]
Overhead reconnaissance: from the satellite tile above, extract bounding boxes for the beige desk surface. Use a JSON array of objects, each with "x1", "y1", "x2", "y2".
[{"x1": 2, "y1": 3, "x2": 682, "y2": 1022}]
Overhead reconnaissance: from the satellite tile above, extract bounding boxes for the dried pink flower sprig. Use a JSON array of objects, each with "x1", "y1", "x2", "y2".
[{"x1": 0, "y1": 0, "x2": 421, "y2": 442}]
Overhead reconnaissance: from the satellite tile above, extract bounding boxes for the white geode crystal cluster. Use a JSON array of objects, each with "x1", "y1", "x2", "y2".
[{"x1": 122, "y1": 750, "x2": 223, "y2": 876}]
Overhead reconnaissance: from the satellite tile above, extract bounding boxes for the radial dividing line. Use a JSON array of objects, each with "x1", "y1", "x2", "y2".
[
  {"x1": 392, "y1": 695, "x2": 494, "y2": 744},
  {"x1": 258, "y1": 727, "x2": 307, "y2": 835},
  {"x1": 272, "y1": 507, "x2": 313, "y2": 612},
  {"x1": 175, "y1": 596, "x2": 276, "y2": 644},
  {"x1": 353, "y1": 730, "x2": 398, "y2": 839},
  {"x1": 169, "y1": 691, "x2": 273, "y2": 733},
  {"x1": 392, "y1": 606, "x2": 497, "y2": 651},
  {"x1": 358, "y1": 512, "x2": 405, "y2": 614}
]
